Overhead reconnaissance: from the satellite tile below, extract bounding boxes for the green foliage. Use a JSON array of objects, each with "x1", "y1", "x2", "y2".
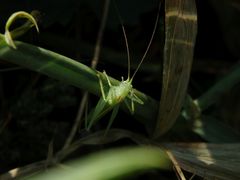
[
  {"x1": 28, "y1": 146, "x2": 171, "y2": 180},
  {"x1": 0, "y1": 0, "x2": 240, "y2": 179}
]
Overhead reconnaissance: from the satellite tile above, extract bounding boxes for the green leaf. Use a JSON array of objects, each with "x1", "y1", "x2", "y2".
[{"x1": 27, "y1": 146, "x2": 171, "y2": 180}]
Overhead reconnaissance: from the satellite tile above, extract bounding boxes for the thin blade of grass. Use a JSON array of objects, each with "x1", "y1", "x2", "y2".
[
  {"x1": 56, "y1": 128, "x2": 155, "y2": 161},
  {"x1": 154, "y1": 0, "x2": 198, "y2": 137},
  {"x1": 196, "y1": 63, "x2": 240, "y2": 111}
]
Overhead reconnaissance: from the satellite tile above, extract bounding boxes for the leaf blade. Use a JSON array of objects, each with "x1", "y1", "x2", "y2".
[{"x1": 154, "y1": 0, "x2": 198, "y2": 137}]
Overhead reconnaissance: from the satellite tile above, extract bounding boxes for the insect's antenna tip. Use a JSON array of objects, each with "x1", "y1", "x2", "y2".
[
  {"x1": 131, "y1": 1, "x2": 161, "y2": 81},
  {"x1": 120, "y1": 18, "x2": 131, "y2": 80},
  {"x1": 122, "y1": 25, "x2": 131, "y2": 79},
  {"x1": 113, "y1": 0, "x2": 131, "y2": 80}
]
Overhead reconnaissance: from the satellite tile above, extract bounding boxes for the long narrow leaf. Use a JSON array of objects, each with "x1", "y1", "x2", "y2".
[
  {"x1": 27, "y1": 146, "x2": 171, "y2": 180},
  {"x1": 154, "y1": 0, "x2": 198, "y2": 137}
]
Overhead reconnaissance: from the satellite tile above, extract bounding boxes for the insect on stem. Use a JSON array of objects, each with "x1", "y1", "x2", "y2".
[{"x1": 86, "y1": 1, "x2": 161, "y2": 132}]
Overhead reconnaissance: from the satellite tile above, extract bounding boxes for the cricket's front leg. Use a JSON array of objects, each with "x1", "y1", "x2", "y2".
[{"x1": 103, "y1": 71, "x2": 112, "y2": 86}]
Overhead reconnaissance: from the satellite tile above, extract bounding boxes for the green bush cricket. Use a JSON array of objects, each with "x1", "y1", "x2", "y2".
[{"x1": 86, "y1": 2, "x2": 161, "y2": 133}]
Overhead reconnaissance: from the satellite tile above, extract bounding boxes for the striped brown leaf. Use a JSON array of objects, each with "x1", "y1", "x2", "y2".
[{"x1": 154, "y1": 0, "x2": 198, "y2": 137}]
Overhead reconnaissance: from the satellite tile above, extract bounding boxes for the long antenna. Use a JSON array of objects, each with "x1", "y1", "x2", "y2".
[
  {"x1": 131, "y1": 1, "x2": 161, "y2": 81},
  {"x1": 114, "y1": 1, "x2": 131, "y2": 79}
]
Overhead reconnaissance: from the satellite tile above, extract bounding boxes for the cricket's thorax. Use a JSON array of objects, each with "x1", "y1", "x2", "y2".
[{"x1": 106, "y1": 80, "x2": 132, "y2": 105}]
